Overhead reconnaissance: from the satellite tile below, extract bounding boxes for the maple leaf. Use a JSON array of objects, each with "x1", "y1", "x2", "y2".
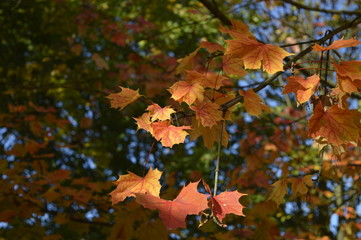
[
  {"x1": 200, "y1": 41, "x2": 225, "y2": 53},
  {"x1": 336, "y1": 73, "x2": 361, "y2": 94},
  {"x1": 212, "y1": 191, "x2": 246, "y2": 222},
  {"x1": 190, "y1": 101, "x2": 223, "y2": 127},
  {"x1": 168, "y1": 81, "x2": 204, "y2": 105},
  {"x1": 226, "y1": 37, "x2": 293, "y2": 74},
  {"x1": 219, "y1": 19, "x2": 255, "y2": 39},
  {"x1": 333, "y1": 61, "x2": 361, "y2": 82},
  {"x1": 176, "y1": 47, "x2": 200, "y2": 74},
  {"x1": 239, "y1": 89, "x2": 270, "y2": 117},
  {"x1": 135, "y1": 181, "x2": 208, "y2": 229},
  {"x1": 133, "y1": 112, "x2": 153, "y2": 134},
  {"x1": 189, "y1": 117, "x2": 230, "y2": 149},
  {"x1": 313, "y1": 38, "x2": 360, "y2": 51},
  {"x1": 288, "y1": 175, "x2": 313, "y2": 197},
  {"x1": 268, "y1": 179, "x2": 288, "y2": 206},
  {"x1": 107, "y1": 87, "x2": 142, "y2": 111},
  {"x1": 202, "y1": 180, "x2": 246, "y2": 223},
  {"x1": 186, "y1": 70, "x2": 228, "y2": 89},
  {"x1": 151, "y1": 121, "x2": 191, "y2": 148},
  {"x1": 309, "y1": 103, "x2": 361, "y2": 146},
  {"x1": 283, "y1": 74, "x2": 320, "y2": 103},
  {"x1": 91, "y1": 53, "x2": 109, "y2": 70},
  {"x1": 222, "y1": 55, "x2": 248, "y2": 77},
  {"x1": 146, "y1": 103, "x2": 175, "y2": 121},
  {"x1": 109, "y1": 168, "x2": 162, "y2": 205}
]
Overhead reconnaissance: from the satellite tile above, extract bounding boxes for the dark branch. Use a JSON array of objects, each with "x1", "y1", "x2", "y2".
[{"x1": 283, "y1": 0, "x2": 361, "y2": 16}]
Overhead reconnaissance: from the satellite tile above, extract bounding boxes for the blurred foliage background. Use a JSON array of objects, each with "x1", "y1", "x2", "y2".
[{"x1": 0, "y1": 0, "x2": 360, "y2": 239}]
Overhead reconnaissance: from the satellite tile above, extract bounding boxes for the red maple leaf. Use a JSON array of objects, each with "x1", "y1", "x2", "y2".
[
  {"x1": 135, "y1": 181, "x2": 208, "y2": 229},
  {"x1": 203, "y1": 181, "x2": 246, "y2": 223}
]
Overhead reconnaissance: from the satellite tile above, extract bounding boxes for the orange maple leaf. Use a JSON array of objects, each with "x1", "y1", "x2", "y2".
[
  {"x1": 309, "y1": 103, "x2": 361, "y2": 146},
  {"x1": 146, "y1": 103, "x2": 175, "y2": 121},
  {"x1": 336, "y1": 74, "x2": 361, "y2": 94},
  {"x1": 151, "y1": 121, "x2": 191, "y2": 148},
  {"x1": 239, "y1": 89, "x2": 270, "y2": 117},
  {"x1": 189, "y1": 117, "x2": 230, "y2": 149},
  {"x1": 190, "y1": 101, "x2": 223, "y2": 127},
  {"x1": 168, "y1": 81, "x2": 204, "y2": 105},
  {"x1": 200, "y1": 41, "x2": 225, "y2": 53},
  {"x1": 135, "y1": 181, "x2": 208, "y2": 229},
  {"x1": 133, "y1": 112, "x2": 153, "y2": 134},
  {"x1": 219, "y1": 19, "x2": 255, "y2": 39},
  {"x1": 333, "y1": 61, "x2": 361, "y2": 82},
  {"x1": 109, "y1": 168, "x2": 162, "y2": 205},
  {"x1": 222, "y1": 55, "x2": 248, "y2": 77},
  {"x1": 107, "y1": 87, "x2": 142, "y2": 110},
  {"x1": 176, "y1": 47, "x2": 201, "y2": 74},
  {"x1": 283, "y1": 74, "x2": 320, "y2": 103},
  {"x1": 313, "y1": 38, "x2": 360, "y2": 51},
  {"x1": 226, "y1": 37, "x2": 293, "y2": 74},
  {"x1": 186, "y1": 70, "x2": 228, "y2": 89}
]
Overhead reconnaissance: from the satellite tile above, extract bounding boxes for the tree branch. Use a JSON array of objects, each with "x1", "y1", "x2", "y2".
[
  {"x1": 282, "y1": 0, "x2": 361, "y2": 16},
  {"x1": 220, "y1": 15, "x2": 361, "y2": 111}
]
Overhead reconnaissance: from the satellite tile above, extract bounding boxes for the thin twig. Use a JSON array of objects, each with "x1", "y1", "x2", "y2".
[
  {"x1": 282, "y1": 0, "x2": 361, "y2": 16},
  {"x1": 213, "y1": 120, "x2": 224, "y2": 196}
]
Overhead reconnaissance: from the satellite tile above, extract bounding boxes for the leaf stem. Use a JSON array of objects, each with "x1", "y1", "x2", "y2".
[
  {"x1": 143, "y1": 140, "x2": 156, "y2": 176},
  {"x1": 213, "y1": 120, "x2": 224, "y2": 196}
]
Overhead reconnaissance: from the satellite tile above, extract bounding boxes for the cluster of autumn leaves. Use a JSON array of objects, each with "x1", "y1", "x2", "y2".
[
  {"x1": 109, "y1": 168, "x2": 246, "y2": 229},
  {"x1": 107, "y1": 19, "x2": 361, "y2": 229}
]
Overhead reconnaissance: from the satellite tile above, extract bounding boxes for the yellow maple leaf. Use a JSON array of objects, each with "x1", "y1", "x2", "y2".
[{"x1": 268, "y1": 179, "x2": 288, "y2": 206}]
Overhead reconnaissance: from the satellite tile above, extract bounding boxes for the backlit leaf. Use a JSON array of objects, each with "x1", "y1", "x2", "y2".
[
  {"x1": 313, "y1": 38, "x2": 360, "y2": 51},
  {"x1": 309, "y1": 103, "x2": 361, "y2": 146},
  {"x1": 135, "y1": 181, "x2": 208, "y2": 229},
  {"x1": 168, "y1": 81, "x2": 204, "y2": 105},
  {"x1": 151, "y1": 121, "x2": 191, "y2": 147},
  {"x1": 186, "y1": 70, "x2": 228, "y2": 89},
  {"x1": 226, "y1": 37, "x2": 293, "y2": 74},
  {"x1": 146, "y1": 103, "x2": 175, "y2": 121},
  {"x1": 107, "y1": 87, "x2": 142, "y2": 111},
  {"x1": 333, "y1": 61, "x2": 361, "y2": 82},
  {"x1": 283, "y1": 75, "x2": 320, "y2": 103},
  {"x1": 109, "y1": 168, "x2": 162, "y2": 205},
  {"x1": 133, "y1": 112, "x2": 153, "y2": 134},
  {"x1": 176, "y1": 47, "x2": 201, "y2": 74},
  {"x1": 212, "y1": 191, "x2": 247, "y2": 222},
  {"x1": 190, "y1": 101, "x2": 223, "y2": 127}
]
